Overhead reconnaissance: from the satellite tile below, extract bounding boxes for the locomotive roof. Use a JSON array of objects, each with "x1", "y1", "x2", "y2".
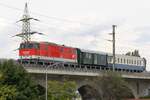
[
  {"x1": 21, "y1": 41, "x2": 77, "y2": 49},
  {"x1": 40, "y1": 41, "x2": 77, "y2": 48}
]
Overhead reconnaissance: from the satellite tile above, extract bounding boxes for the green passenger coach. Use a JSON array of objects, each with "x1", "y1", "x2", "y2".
[{"x1": 77, "y1": 49, "x2": 108, "y2": 66}]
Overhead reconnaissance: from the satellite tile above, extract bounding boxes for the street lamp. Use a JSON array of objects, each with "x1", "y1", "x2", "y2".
[{"x1": 45, "y1": 62, "x2": 63, "y2": 100}]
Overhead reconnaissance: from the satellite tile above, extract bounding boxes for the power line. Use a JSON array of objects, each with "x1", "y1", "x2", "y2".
[
  {"x1": 0, "y1": 2, "x2": 95, "y2": 35},
  {"x1": 0, "y1": 2, "x2": 92, "y2": 26},
  {"x1": 0, "y1": 2, "x2": 22, "y2": 11}
]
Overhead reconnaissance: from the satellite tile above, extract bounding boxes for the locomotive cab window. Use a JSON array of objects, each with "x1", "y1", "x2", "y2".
[
  {"x1": 20, "y1": 43, "x2": 25, "y2": 49},
  {"x1": 20, "y1": 43, "x2": 39, "y2": 49}
]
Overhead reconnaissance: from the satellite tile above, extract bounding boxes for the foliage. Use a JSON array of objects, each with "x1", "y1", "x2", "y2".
[
  {"x1": 48, "y1": 80, "x2": 77, "y2": 100},
  {"x1": 125, "y1": 50, "x2": 140, "y2": 57},
  {"x1": 93, "y1": 71, "x2": 134, "y2": 100},
  {"x1": 78, "y1": 85, "x2": 100, "y2": 100},
  {"x1": 140, "y1": 96, "x2": 150, "y2": 99},
  {"x1": 0, "y1": 60, "x2": 45, "y2": 100},
  {"x1": 0, "y1": 85, "x2": 18, "y2": 100}
]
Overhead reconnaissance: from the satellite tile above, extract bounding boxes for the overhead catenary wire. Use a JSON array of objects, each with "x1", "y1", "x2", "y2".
[
  {"x1": 0, "y1": 2, "x2": 92, "y2": 26},
  {"x1": 0, "y1": 2, "x2": 97, "y2": 36}
]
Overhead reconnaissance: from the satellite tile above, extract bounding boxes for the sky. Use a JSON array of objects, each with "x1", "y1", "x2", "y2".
[{"x1": 0, "y1": 0, "x2": 150, "y2": 70}]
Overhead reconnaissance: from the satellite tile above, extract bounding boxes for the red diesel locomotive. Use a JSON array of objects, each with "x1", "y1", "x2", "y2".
[{"x1": 19, "y1": 41, "x2": 77, "y2": 63}]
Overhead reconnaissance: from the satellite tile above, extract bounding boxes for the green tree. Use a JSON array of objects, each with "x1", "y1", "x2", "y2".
[
  {"x1": 0, "y1": 85, "x2": 18, "y2": 100},
  {"x1": 93, "y1": 72, "x2": 134, "y2": 100},
  {"x1": 48, "y1": 80, "x2": 77, "y2": 100},
  {"x1": 0, "y1": 60, "x2": 45, "y2": 100}
]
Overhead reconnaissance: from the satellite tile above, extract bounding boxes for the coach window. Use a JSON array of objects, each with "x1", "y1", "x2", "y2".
[
  {"x1": 107, "y1": 56, "x2": 111, "y2": 63},
  {"x1": 124, "y1": 59, "x2": 126, "y2": 64},
  {"x1": 89, "y1": 54, "x2": 92, "y2": 59},
  {"x1": 139, "y1": 61, "x2": 141, "y2": 65},
  {"x1": 109, "y1": 57, "x2": 111, "y2": 62},
  {"x1": 85, "y1": 53, "x2": 89, "y2": 58},
  {"x1": 121, "y1": 58, "x2": 122, "y2": 63},
  {"x1": 138, "y1": 60, "x2": 140, "y2": 66},
  {"x1": 117, "y1": 58, "x2": 119, "y2": 63},
  {"x1": 130, "y1": 60, "x2": 132, "y2": 64},
  {"x1": 109, "y1": 57, "x2": 111, "y2": 63},
  {"x1": 110, "y1": 57, "x2": 112, "y2": 63},
  {"x1": 94, "y1": 55, "x2": 98, "y2": 64}
]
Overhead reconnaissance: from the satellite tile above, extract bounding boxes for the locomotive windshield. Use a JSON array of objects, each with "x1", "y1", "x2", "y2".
[{"x1": 20, "y1": 42, "x2": 39, "y2": 49}]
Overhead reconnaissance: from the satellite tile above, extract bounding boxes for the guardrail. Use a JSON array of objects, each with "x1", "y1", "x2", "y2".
[{"x1": 20, "y1": 63, "x2": 150, "y2": 79}]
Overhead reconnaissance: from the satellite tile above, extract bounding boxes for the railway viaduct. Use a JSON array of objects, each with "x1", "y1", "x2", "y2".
[{"x1": 21, "y1": 63, "x2": 150, "y2": 99}]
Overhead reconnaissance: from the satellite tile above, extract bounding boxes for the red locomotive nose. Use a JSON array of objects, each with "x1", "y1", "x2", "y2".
[
  {"x1": 19, "y1": 49, "x2": 36, "y2": 56},
  {"x1": 22, "y1": 51, "x2": 30, "y2": 56}
]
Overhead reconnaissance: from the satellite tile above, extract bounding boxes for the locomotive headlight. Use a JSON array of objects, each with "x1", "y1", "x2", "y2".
[
  {"x1": 72, "y1": 55, "x2": 75, "y2": 58},
  {"x1": 23, "y1": 51, "x2": 30, "y2": 55}
]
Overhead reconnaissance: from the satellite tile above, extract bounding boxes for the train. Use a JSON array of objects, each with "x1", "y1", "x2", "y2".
[{"x1": 19, "y1": 41, "x2": 146, "y2": 72}]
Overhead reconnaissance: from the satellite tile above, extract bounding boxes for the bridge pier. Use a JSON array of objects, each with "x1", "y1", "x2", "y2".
[{"x1": 125, "y1": 79, "x2": 150, "y2": 99}]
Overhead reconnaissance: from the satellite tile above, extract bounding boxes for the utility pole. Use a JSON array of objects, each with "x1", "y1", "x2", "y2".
[
  {"x1": 112, "y1": 25, "x2": 116, "y2": 71},
  {"x1": 108, "y1": 25, "x2": 117, "y2": 71}
]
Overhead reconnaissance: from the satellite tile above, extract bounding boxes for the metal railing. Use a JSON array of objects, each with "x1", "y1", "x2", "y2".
[
  {"x1": 19, "y1": 62, "x2": 150, "y2": 79},
  {"x1": 21, "y1": 62, "x2": 142, "y2": 74}
]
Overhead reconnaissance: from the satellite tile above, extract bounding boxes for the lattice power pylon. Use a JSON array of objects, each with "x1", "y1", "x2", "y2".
[
  {"x1": 21, "y1": 3, "x2": 31, "y2": 42},
  {"x1": 15, "y1": 3, "x2": 42, "y2": 42}
]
